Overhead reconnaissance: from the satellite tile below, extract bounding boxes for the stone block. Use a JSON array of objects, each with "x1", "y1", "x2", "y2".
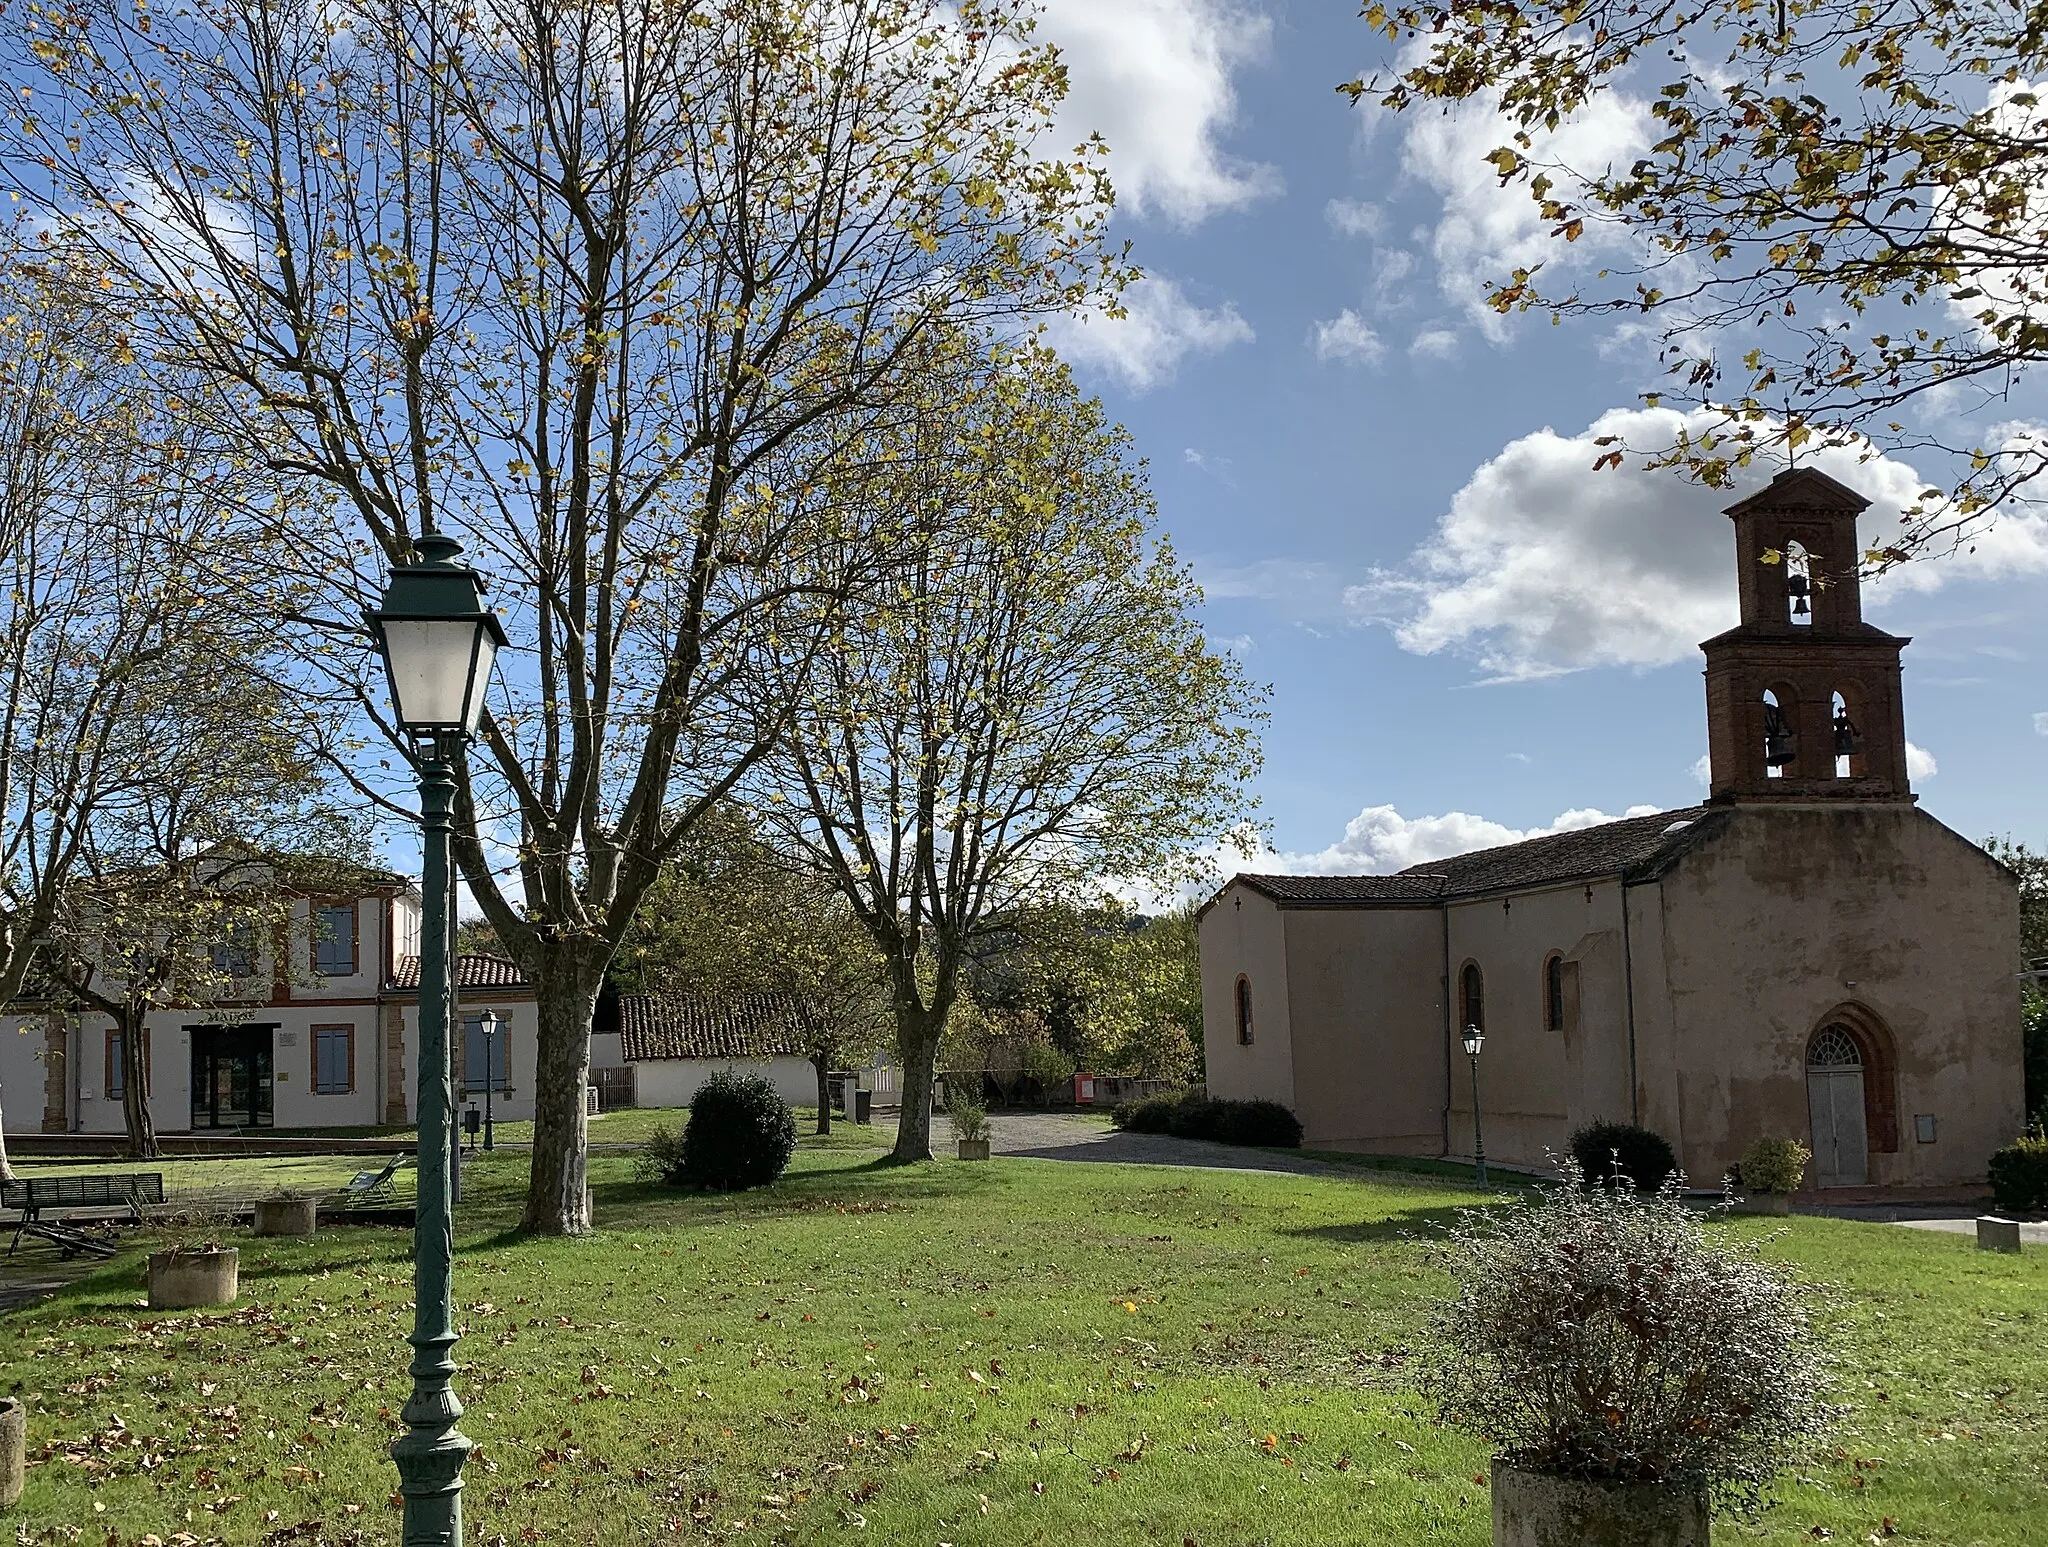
[{"x1": 1977, "y1": 1216, "x2": 2023, "y2": 1253}]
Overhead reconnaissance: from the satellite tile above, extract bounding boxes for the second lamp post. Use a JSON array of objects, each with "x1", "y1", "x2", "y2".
[
  {"x1": 368, "y1": 530, "x2": 507, "y2": 1547},
  {"x1": 1462, "y1": 1024, "x2": 1488, "y2": 1188}
]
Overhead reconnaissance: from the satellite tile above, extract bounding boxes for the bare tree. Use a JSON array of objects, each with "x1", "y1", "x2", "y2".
[
  {"x1": 2, "y1": 0, "x2": 1125, "y2": 1229},
  {"x1": 38, "y1": 645, "x2": 365, "y2": 1158},
  {"x1": 0, "y1": 236, "x2": 271, "y2": 1176},
  {"x1": 758, "y1": 339, "x2": 1265, "y2": 1161}
]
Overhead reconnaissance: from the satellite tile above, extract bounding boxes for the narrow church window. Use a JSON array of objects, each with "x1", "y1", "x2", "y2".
[
  {"x1": 1544, "y1": 954, "x2": 1565, "y2": 1032},
  {"x1": 1762, "y1": 688, "x2": 1795, "y2": 778},
  {"x1": 1459, "y1": 962, "x2": 1484, "y2": 1032},
  {"x1": 1784, "y1": 540, "x2": 1813, "y2": 626},
  {"x1": 1235, "y1": 976, "x2": 1254, "y2": 1045}
]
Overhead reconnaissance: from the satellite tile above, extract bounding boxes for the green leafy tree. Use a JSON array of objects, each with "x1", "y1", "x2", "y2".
[
  {"x1": 613, "y1": 806, "x2": 889, "y2": 1133},
  {"x1": 759, "y1": 337, "x2": 1263, "y2": 1161},
  {"x1": 2, "y1": 0, "x2": 1127, "y2": 1231},
  {"x1": 1986, "y1": 837, "x2": 2048, "y2": 1123},
  {"x1": 1347, "y1": 0, "x2": 2048, "y2": 555}
]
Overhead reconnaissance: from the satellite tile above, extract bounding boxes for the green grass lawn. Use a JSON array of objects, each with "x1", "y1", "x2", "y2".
[{"x1": 1, "y1": 1140, "x2": 2042, "y2": 1545}]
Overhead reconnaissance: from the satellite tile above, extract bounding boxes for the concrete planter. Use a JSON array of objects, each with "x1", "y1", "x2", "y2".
[
  {"x1": 1492, "y1": 1462, "x2": 1708, "y2": 1547},
  {"x1": 1730, "y1": 1191, "x2": 1791, "y2": 1216},
  {"x1": 957, "y1": 1139, "x2": 991, "y2": 1161},
  {"x1": 148, "y1": 1247, "x2": 240, "y2": 1310},
  {"x1": 0, "y1": 1396, "x2": 24, "y2": 1505},
  {"x1": 253, "y1": 1196, "x2": 319, "y2": 1237}
]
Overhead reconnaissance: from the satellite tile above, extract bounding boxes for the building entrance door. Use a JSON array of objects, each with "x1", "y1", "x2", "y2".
[
  {"x1": 189, "y1": 1025, "x2": 276, "y2": 1129},
  {"x1": 1806, "y1": 1025, "x2": 1867, "y2": 1187}
]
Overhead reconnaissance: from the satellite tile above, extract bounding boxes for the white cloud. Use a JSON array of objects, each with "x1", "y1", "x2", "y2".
[
  {"x1": 1193, "y1": 556, "x2": 1338, "y2": 602},
  {"x1": 1222, "y1": 802, "x2": 1667, "y2": 877},
  {"x1": 1313, "y1": 308, "x2": 1385, "y2": 366},
  {"x1": 1356, "y1": 405, "x2": 2048, "y2": 680},
  {"x1": 1398, "y1": 81, "x2": 1654, "y2": 340},
  {"x1": 1039, "y1": 0, "x2": 1276, "y2": 227},
  {"x1": 1047, "y1": 275, "x2": 1253, "y2": 390},
  {"x1": 2035, "y1": 711, "x2": 2048, "y2": 736},
  {"x1": 1690, "y1": 753, "x2": 1712, "y2": 786},
  {"x1": 1906, "y1": 742, "x2": 1940, "y2": 780},
  {"x1": 1409, "y1": 327, "x2": 1459, "y2": 361},
  {"x1": 1324, "y1": 197, "x2": 1384, "y2": 239}
]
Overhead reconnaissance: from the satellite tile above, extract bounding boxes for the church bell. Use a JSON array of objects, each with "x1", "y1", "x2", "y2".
[
  {"x1": 1786, "y1": 570, "x2": 1811, "y2": 616},
  {"x1": 1833, "y1": 710, "x2": 1860, "y2": 758},
  {"x1": 1763, "y1": 702, "x2": 1797, "y2": 767}
]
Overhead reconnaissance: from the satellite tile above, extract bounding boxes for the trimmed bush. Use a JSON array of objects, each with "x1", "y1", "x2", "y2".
[
  {"x1": 1988, "y1": 1131, "x2": 2048, "y2": 1214},
  {"x1": 1735, "y1": 1135, "x2": 1811, "y2": 1195},
  {"x1": 632, "y1": 1124, "x2": 689, "y2": 1185},
  {"x1": 1569, "y1": 1119, "x2": 1679, "y2": 1191},
  {"x1": 673, "y1": 1070, "x2": 798, "y2": 1191},
  {"x1": 1110, "y1": 1089, "x2": 1301, "y2": 1148},
  {"x1": 1419, "y1": 1165, "x2": 1833, "y2": 1512}
]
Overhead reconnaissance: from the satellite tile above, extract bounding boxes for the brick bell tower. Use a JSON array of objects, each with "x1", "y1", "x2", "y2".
[{"x1": 1701, "y1": 468, "x2": 1914, "y2": 803}]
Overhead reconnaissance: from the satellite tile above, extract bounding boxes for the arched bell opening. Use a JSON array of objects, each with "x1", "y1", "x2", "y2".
[
  {"x1": 1762, "y1": 685, "x2": 1799, "y2": 778},
  {"x1": 1831, "y1": 684, "x2": 1867, "y2": 779},
  {"x1": 1784, "y1": 540, "x2": 1815, "y2": 627}
]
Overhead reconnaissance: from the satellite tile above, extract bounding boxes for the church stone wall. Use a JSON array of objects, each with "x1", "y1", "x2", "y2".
[
  {"x1": 1280, "y1": 906, "x2": 1445, "y2": 1154},
  {"x1": 1651, "y1": 805, "x2": 2022, "y2": 1190},
  {"x1": 1444, "y1": 881, "x2": 1636, "y2": 1171},
  {"x1": 1200, "y1": 884, "x2": 1296, "y2": 1109}
]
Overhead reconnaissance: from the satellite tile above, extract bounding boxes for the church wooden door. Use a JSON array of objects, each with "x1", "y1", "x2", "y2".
[{"x1": 1806, "y1": 1026, "x2": 1868, "y2": 1187}]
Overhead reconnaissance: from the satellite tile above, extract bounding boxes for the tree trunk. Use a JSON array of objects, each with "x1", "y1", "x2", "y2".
[
  {"x1": 891, "y1": 1010, "x2": 941, "y2": 1162},
  {"x1": 814, "y1": 1055, "x2": 832, "y2": 1135},
  {"x1": 119, "y1": 1005, "x2": 158, "y2": 1160},
  {"x1": 521, "y1": 953, "x2": 604, "y2": 1235}
]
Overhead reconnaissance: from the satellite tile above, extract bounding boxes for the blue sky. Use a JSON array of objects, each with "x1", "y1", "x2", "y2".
[{"x1": 1030, "y1": 0, "x2": 2048, "y2": 871}]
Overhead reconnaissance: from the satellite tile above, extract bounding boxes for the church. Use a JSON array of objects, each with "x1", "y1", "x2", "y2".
[{"x1": 1199, "y1": 469, "x2": 2024, "y2": 1195}]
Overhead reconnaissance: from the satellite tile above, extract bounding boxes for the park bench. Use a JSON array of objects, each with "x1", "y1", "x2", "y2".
[{"x1": 2, "y1": 1172, "x2": 165, "y2": 1259}]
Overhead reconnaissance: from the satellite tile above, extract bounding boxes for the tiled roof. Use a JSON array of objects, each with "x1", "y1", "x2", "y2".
[
  {"x1": 1216, "y1": 807, "x2": 1727, "y2": 912},
  {"x1": 1395, "y1": 806, "x2": 1722, "y2": 895},
  {"x1": 1229, "y1": 873, "x2": 1449, "y2": 904},
  {"x1": 617, "y1": 992, "x2": 809, "y2": 1062},
  {"x1": 390, "y1": 953, "x2": 530, "y2": 991}
]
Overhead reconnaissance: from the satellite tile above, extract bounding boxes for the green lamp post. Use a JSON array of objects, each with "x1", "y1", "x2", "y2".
[
  {"x1": 1462, "y1": 1024, "x2": 1488, "y2": 1188},
  {"x1": 367, "y1": 530, "x2": 507, "y2": 1547}
]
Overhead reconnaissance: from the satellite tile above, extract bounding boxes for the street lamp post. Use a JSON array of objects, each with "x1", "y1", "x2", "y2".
[
  {"x1": 478, "y1": 1009, "x2": 502, "y2": 1152},
  {"x1": 368, "y1": 531, "x2": 507, "y2": 1547},
  {"x1": 1461, "y1": 1024, "x2": 1488, "y2": 1188}
]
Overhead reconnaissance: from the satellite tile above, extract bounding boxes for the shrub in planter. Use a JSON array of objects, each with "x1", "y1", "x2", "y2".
[
  {"x1": 1735, "y1": 1136, "x2": 1810, "y2": 1197},
  {"x1": 948, "y1": 1087, "x2": 991, "y2": 1144},
  {"x1": 1988, "y1": 1130, "x2": 2048, "y2": 1214},
  {"x1": 664, "y1": 1071, "x2": 799, "y2": 1191},
  {"x1": 1569, "y1": 1120, "x2": 1678, "y2": 1191},
  {"x1": 1418, "y1": 1164, "x2": 1833, "y2": 1532}
]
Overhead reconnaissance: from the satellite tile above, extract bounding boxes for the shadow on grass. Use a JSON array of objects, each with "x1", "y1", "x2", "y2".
[{"x1": 1281, "y1": 1201, "x2": 1497, "y2": 1244}]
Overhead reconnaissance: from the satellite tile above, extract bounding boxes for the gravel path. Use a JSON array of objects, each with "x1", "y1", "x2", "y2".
[{"x1": 930, "y1": 1110, "x2": 1360, "y2": 1177}]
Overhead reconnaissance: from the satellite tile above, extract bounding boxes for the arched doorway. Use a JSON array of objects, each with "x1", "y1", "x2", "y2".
[{"x1": 1806, "y1": 1024, "x2": 1868, "y2": 1187}]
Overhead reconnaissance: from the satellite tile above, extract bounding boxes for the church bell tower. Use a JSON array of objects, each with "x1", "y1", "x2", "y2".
[{"x1": 1701, "y1": 468, "x2": 1914, "y2": 803}]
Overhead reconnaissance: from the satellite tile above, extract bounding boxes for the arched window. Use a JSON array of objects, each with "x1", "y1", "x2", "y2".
[
  {"x1": 1459, "y1": 962, "x2": 1484, "y2": 1033},
  {"x1": 1808, "y1": 1024, "x2": 1861, "y2": 1068},
  {"x1": 1235, "y1": 976, "x2": 1254, "y2": 1045},
  {"x1": 1762, "y1": 687, "x2": 1796, "y2": 778},
  {"x1": 1830, "y1": 685, "x2": 1864, "y2": 779},
  {"x1": 1785, "y1": 540, "x2": 1814, "y2": 626},
  {"x1": 1544, "y1": 954, "x2": 1565, "y2": 1032}
]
